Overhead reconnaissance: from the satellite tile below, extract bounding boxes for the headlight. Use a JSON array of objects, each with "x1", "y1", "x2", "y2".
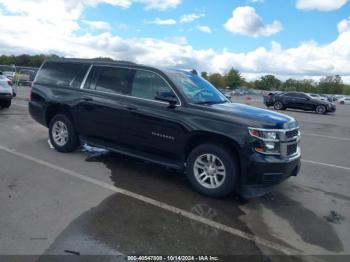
[
  {"x1": 248, "y1": 128, "x2": 278, "y2": 142},
  {"x1": 248, "y1": 128, "x2": 280, "y2": 155}
]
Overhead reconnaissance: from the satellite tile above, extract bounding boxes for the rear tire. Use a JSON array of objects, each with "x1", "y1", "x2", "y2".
[
  {"x1": 0, "y1": 100, "x2": 11, "y2": 108},
  {"x1": 274, "y1": 101, "x2": 285, "y2": 110},
  {"x1": 186, "y1": 144, "x2": 238, "y2": 198},
  {"x1": 49, "y1": 114, "x2": 80, "y2": 153}
]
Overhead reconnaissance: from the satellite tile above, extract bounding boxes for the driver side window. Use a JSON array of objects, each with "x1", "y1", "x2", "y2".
[{"x1": 131, "y1": 70, "x2": 175, "y2": 101}]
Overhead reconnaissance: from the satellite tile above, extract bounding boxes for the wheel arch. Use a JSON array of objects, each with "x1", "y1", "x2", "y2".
[
  {"x1": 184, "y1": 131, "x2": 242, "y2": 166},
  {"x1": 45, "y1": 104, "x2": 75, "y2": 127}
]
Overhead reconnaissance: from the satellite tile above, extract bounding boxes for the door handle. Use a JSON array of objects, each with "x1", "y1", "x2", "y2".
[
  {"x1": 122, "y1": 104, "x2": 138, "y2": 111},
  {"x1": 82, "y1": 96, "x2": 93, "y2": 102}
]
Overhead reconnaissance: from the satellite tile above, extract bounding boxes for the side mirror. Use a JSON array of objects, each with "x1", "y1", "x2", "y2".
[{"x1": 155, "y1": 91, "x2": 178, "y2": 108}]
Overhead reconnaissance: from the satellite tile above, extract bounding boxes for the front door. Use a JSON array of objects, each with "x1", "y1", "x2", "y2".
[{"x1": 119, "y1": 69, "x2": 186, "y2": 160}]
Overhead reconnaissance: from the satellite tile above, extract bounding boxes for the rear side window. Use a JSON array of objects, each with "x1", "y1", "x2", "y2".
[
  {"x1": 131, "y1": 70, "x2": 174, "y2": 100},
  {"x1": 94, "y1": 66, "x2": 131, "y2": 95},
  {"x1": 36, "y1": 62, "x2": 89, "y2": 88}
]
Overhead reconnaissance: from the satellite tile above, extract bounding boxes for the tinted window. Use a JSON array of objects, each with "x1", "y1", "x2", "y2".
[
  {"x1": 36, "y1": 62, "x2": 88, "y2": 88},
  {"x1": 166, "y1": 70, "x2": 227, "y2": 104},
  {"x1": 131, "y1": 70, "x2": 175, "y2": 101},
  {"x1": 83, "y1": 66, "x2": 99, "y2": 90},
  {"x1": 95, "y1": 67, "x2": 131, "y2": 95},
  {"x1": 295, "y1": 93, "x2": 308, "y2": 99},
  {"x1": 283, "y1": 92, "x2": 297, "y2": 97},
  {"x1": 70, "y1": 64, "x2": 90, "y2": 89}
]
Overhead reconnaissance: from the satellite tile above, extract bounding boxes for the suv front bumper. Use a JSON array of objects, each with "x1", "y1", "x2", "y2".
[{"x1": 241, "y1": 151, "x2": 301, "y2": 198}]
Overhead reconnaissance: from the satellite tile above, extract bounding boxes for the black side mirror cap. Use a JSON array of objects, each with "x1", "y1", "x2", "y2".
[{"x1": 155, "y1": 91, "x2": 178, "y2": 108}]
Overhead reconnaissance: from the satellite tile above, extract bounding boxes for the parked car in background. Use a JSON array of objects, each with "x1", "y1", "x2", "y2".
[
  {"x1": 334, "y1": 95, "x2": 345, "y2": 101},
  {"x1": 29, "y1": 59, "x2": 301, "y2": 198},
  {"x1": 0, "y1": 74, "x2": 14, "y2": 108},
  {"x1": 319, "y1": 94, "x2": 334, "y2": 102},
  {"x1": 338, "y1": 97, "x2": 350, "y2": 105},
  {"x1": 0, "y1": 65, "x2": 16, "y2": 81},
  {"x1": 16, "y1": 68, "x2": 38, "y2": 87},
  {"x1": 263, "y1": 91, "x2": 281, "y2": 107},
  {"x1": 264, "y1": 92, "x2": 336, "y2": 114},
  {"x1": 308, "y1": 93, "x2": 328, "y2": 101},
  {"x1": 220, "y1": 89, "x2": 232, "y2": 99}
]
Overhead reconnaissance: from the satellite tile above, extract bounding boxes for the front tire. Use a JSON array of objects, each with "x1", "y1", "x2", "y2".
[
  {"x1": 49, "y1": 114, "x2": 80, "y2": 153},
  {"x1": 315, "y1": 105, "x2": 326, "y2": 114},
  {"x1": 0, "y1": 100, "x2": 11, "y2": 108},
  {"x1": 274, "y1": 101, "x2": 285, "y2": 110},
  {"x1": 186, "y1": 144, "x2": 238, "y2": 198}
]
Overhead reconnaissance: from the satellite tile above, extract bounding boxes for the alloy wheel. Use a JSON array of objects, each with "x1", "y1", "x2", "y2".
[
  {"x1": 193, "y1": 154, "x2": 226, "y2": 189},
  {"x1": 52, "y1": 121, "x2": 69, "y2": 146}
]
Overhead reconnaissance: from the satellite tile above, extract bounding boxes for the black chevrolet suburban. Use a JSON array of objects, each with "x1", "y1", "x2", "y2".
[{"x1": 29, "y1": 59, "x2": 301, "y2": 198}]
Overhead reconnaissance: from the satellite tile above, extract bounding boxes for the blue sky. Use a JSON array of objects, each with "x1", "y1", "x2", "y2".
[
  {"x1": 0, "y1": 0, "x2": 350, "y2": 82},
  {"x1": 81, "y1": 0, "x2": 349, "y2": 52}
]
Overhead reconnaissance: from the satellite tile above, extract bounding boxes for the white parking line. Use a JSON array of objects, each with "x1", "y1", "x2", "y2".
[
  {"x1": 12, "y1": 102, "x2": 28, "y2": 108},
  {"x1": 303, "y1": 133, "x2": 350, "y2": 142},
  {"x1": 0, "y1": 144, "x2": 299, "y2": 256},
  {"x1": 302, "y1": 159, "x2": 350, "y2": 171}
]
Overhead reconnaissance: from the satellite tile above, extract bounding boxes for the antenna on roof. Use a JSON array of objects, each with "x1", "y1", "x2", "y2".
[{"x1": 191, "y1": 69, "x2": 198, "y2": 75}]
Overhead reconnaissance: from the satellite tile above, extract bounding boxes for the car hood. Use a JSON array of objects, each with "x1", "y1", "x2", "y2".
[{"x1": 211, "y1": 102, "x2": 298, "y2": 129}]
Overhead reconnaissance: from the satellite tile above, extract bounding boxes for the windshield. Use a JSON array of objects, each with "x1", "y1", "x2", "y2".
[{"x1": 166, "y1": 70, "x2": 228, "y2": 105}]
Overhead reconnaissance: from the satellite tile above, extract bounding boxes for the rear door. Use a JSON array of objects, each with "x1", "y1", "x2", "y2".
[{"x1": 76, "y1": 65, "x2": 132, "y2": 143}]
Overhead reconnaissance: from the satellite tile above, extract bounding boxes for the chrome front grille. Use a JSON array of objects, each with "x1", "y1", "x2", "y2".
[
  {"x1": 287, "y1": 143, "x2": 298, "y2": 155},
  {"x1": 279, "y1": 128, "x2": 300, "y2": 157},
  {"x1": 286, "y1": 129, "x2": 299, "y2": 139}
]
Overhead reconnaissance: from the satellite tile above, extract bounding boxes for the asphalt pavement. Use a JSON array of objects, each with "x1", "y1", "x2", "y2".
[{"x1": 1, "y1": 89, "x2": 350, "y2": 261}]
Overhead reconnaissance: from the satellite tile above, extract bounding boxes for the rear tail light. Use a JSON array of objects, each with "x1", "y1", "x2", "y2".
[{"x1": 8, "y1": 80, "x2": 13, "y2": 87}]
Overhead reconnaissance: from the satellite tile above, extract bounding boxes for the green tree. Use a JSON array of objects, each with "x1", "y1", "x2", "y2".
[
  {"x1": 318, "y1": 75, "x2": 344, "y2": 94},
  {"x1": 208, "y1": 73, "x2": 225, "y2": 88},
  {"x1": 224, "y1": 68, "x2": 244, "y2": 90},
  {"x1": 254, "y1": 75, "x2": 281, "y2": 90},
  {"x1": 343, "y1": 85, "x2": 350, "y2": 95},
  {"x1": 201, "y1": 71, "x2": 209, "y2": 80}
]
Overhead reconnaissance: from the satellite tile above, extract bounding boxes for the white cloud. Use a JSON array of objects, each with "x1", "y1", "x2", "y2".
[
  {"x1": 338, "y1": 17, "x2": 350, "y2": 32},
  {"x1": 296, "y1": 0, "x2": 348, "y2": 11},
  {"x1": 145, "y1": 17, "x2": 176, "y2": 25},
  {"x1": 197, "y1": 25, "x2": 212, "y2": 34},
  {"x1": 0, "y1": 1, "x2": 350, "y2": 83},
  {"x1": 224, "y1": 6, "x2": 282, "y2": 37},
  {"x1": 83, "y1": 20, "x2": 112, "y2": 30},
  {"x1": 137, "y1": 0, "x2": 181, "y2": 10},
  {"x1": 180, "y1": 13, "x2": 204, "y2": 23}
]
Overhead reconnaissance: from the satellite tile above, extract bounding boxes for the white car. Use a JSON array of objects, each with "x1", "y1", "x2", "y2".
[
  {"x1": 339, "y1": 97, "x2": 350, "y2": 105},
  {"x1": 0, "y1": 75, "x2": 14, "y2": 108},
  {"x1": 308, "y1": 93, "x2": 328, "y2": 101}
]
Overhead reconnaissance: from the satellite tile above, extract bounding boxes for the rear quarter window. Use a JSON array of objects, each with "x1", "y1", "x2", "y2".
[{"x1": 35, "y1": 62, "x2": 89, "y2": 88}]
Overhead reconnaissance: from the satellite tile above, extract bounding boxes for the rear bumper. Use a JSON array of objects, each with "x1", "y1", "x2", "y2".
[
  {"x1": 0, "y1": 92, "x2": 13, "y2": 100},
  {"x1": 29, "y1": 101, "x2": 47, "y2": 127},
  {"x1": 240, "y1": 152, "x2": 301, "y2": 198}
]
